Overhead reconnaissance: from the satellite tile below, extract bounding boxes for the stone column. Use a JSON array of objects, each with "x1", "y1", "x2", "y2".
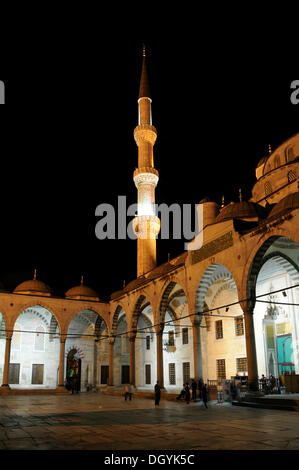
[
  {"x1": 156, "y1": 325, "x2": 164, "y2": 388},
  {"x1": 57, "y1": 336, "x2": 66, "y2": 388},
  {"x1": 242, "y1": 304, "x2": 259, "y2": 391},
  {"x1": 129, "y1": 335, "x2": 136, "y2": 385},
  {"x1": 108, "y1": 339, "x2": 114, "y2": 386},
  {"x1": 1, "y1": 333, "x2": 12, "y2": 387},
  {"x1": 192, "y1": 322, "x2": 201, "y2": 382}
]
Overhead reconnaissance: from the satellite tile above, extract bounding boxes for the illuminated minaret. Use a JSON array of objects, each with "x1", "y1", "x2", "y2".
[{"x1": 133, "y1": 46, "x2": 160, "y2": 277}]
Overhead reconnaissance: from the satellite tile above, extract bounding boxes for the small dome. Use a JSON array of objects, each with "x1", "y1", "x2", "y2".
[
  {"x1": 14, "y1": 271, "x2": 52, "y2": 297},
  {"x1": 216, "y1": 201, "x2": 267, "y2": 223},
  {"x1": 65, "y1": 277, "x2": 100, "y2": 301},
  {"x1": 268, "y1": 191, "x2": 299, "y2": 219}
]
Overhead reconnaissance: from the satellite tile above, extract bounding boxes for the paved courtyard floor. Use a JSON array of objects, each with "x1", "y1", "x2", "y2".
[{"x1": 0, "y1": 392, "x2": 299, "y2": 452}]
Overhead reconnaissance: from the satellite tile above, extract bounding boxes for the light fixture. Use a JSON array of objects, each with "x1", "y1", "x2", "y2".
[
  {"x1": 282, "y1": 291, "x2": 287, "y2": 297},
  {"x1": 225, "y1": 307, "x2": 229, "y2": 312}
]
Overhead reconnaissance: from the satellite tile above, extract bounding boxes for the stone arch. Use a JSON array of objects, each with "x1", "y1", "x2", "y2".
[
  {"x1": 132, "y1": 295, "x2": 148, "y2": 332},
  {"x1": 66, "y1": 308, "x2": 108, "y2": 341},
  {"x1": 65, "y1": 344, "x2": 85, "y2": 359},
  {"x1": 139, "y1": 312, "x2": 155, "y2": 340},
  {"x1": 195, "y1": 263, "x2": 237, "y2": 314},
  {"x1": 245, "y1": 235, "x2": 299, "y2": 307},
  {"x1": 12, "y1": 302, "x2": 62, "y2": 336},
  {"x1": 111, "y1": 304, "x2": 127, "y2": 338}
]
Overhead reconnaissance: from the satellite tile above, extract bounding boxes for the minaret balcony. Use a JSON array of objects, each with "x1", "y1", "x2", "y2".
[
  {"x1": 134, "y1": 124, "x2": 157, "y2": 146},
  {"x1": 133, "y1": 167, "x2": 159, "y2": 188},
  {"x1": 132, "y1": 215, "x2": 160, "y2": 238}
]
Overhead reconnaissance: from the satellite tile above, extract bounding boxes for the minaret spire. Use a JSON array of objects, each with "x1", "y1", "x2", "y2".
[
  {"x1": 139, "y1": 44, "x2": 151, "y2": 101},
  {"x1": 133, "y1": 46, "x2": 160, "y2": 277}
]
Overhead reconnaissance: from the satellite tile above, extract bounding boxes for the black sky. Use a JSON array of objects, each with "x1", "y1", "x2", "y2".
[{"x1": 0, "y1": 36, "x2": 298, "y2": 299}]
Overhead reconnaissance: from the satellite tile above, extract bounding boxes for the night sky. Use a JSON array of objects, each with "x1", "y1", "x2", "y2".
[{"x1": 0, "y1": 36, "x2": 298, "y2": 299}]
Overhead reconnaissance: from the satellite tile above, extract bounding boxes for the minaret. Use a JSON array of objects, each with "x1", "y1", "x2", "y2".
[{"x1": 132, "y1": 46, "x2": 160, "y2": 277}]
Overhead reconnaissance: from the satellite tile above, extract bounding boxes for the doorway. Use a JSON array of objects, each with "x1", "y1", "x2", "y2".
[
  {"x1": 66, "y1": 349, "x2": 81, "y2": 392},
  {"x1": 121, "y1": 365, "x2": 130, "y2": 384}
]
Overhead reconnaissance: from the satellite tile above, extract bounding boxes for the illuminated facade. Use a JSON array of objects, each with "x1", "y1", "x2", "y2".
[{"x1": 0, "y1": 54, "x2": 299, "y2": 395}]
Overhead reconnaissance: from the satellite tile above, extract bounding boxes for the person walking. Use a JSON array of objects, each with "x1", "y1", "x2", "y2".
[
  {"x1": 124, "y1": 383, "x2": 133, "y2": 401},
  {"x1": 198, "y1": 377, "x2": 204, "y2": 400},
  {"x1": 154, "y1": 381, "x2": 161, "y2": 407},
  {"x1": 185, "y1": 383, "x2": 190, "y2": 404},
  {"x1": 191, "y1": 379, "x2": 197, "y2": 401},
  {"x1": 201, "y1": 383, "x2": 208, "y2": 408}
]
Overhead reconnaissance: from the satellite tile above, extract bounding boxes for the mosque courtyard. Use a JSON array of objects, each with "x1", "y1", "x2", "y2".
[{"x1": 0, "y1": 392, "x2": 298, "y2": 452}]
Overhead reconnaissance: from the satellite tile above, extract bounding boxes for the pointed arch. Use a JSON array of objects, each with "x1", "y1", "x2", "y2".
[
  {"x1": 245, "y1": 235, "x2": 299, "y2": 305},
  {"x1": 111, "y1": 304, "x2": 127, "y2": 337},
  {"x1": 195, "y1": 263, "x2": 237, "y2": 314}
]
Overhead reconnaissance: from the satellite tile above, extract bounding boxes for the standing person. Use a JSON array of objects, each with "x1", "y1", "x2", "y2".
[
  {"x1": 123, "y1": 383, "x2": 133, "y2": 401},
  {"x1": 185, "y1": 383, "x2": 190, "y2": 404},
  {"x1": 154, "y1": 381, "x2": 161, "y2": 407},
  {"x1": 198, "y1": 377, "x2": 204, "y2": 400},
  {"x1": 202, "y1": 383, "x2": 208, "y2": 408},
  {"x1": 260, "y1": 374, "x2": 267, "y2": 392},
  {"x1": 269, "y1": 374, "x2": 276, "y2": 393},
  {"x1": 191, "y1": 379, "x2": 197, "y2": 401}
]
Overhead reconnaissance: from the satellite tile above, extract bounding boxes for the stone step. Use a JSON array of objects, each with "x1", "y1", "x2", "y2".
[
  {"x1": 232, "y1": 400, "x2": 299, "y2": 412},
  {"x1": 244, "y1": 396, "x2": 299, "y2": 406}
]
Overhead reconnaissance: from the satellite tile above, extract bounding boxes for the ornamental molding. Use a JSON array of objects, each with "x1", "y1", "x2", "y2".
[
  {"x1": 133, "y1": 170, "x2": 159, "y2": 188},
  {"x1": 134, "y1": 124, "x2": 157, "y2": 145},
  {"x1": 132, "y1": 215, "x2": 160, "y2": 237}
]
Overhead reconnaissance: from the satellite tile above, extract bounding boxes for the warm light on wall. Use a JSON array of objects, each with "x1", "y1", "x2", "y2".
[{"x1": 138, "y1": 202, "x2": 155, "y2": 216}]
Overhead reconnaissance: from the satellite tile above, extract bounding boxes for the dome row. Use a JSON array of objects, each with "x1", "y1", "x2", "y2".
[
  {"x1": 214, "y1": 190, "x2": 299, "y2": 223},
  {"x1": 12, "y1": 277, "x2": 100, "y2": 300}
]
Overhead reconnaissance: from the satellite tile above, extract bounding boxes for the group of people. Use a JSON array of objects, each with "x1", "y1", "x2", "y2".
[
  {"x1": 176, "y1": 378, "x2": 208, "y2": 408},
  {"x1": 123, "y1": 379, "x2": 208, "y2": 408},
  {"x1": 260, "y1": 373, "x2": 279, "y2": 393}
]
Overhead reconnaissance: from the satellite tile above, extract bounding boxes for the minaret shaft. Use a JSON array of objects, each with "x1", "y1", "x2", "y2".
[{"x1": 133, "y1": 55, "x2": 160, "y2": 277}]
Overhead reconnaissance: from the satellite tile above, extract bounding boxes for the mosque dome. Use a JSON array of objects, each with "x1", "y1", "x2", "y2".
[
  {"x1": 14, "y1": 270, "x2": 52, "y2": 297},
  {"x1": 65, "y1": 277, "x2": 100, "y2": 301},
  {"x1": 216, "y1": 201, "x2": 267, "y2": 223},
  {"x1": 267, "y1": 190, "x2": 299, "y2": 219}
]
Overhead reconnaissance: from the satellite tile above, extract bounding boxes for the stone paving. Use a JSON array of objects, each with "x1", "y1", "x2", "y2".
[{"x1": 0, "y1": 392, "x2": 299, "y2": 451}]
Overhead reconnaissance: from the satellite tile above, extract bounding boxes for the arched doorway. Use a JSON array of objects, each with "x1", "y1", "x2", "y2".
[
  {"x1": 254, "y1": 253, "x2": 299, "y2": 378},
  {"x1": 66, "y1": 348, "x2": 81, "y2": 392},
  {"x1": 195, "y1": 263, "x2": 244, "y2": 384}
]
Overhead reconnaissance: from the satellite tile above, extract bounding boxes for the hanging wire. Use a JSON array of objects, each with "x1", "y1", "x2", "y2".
[{"x1": 1, "y1": 282, "x2": 298, "y2": 342}]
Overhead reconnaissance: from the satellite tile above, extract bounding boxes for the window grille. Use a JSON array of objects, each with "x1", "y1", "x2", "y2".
[
  {"x1": 183, "y1": 362, "x2": 190, "y2": 384},
  {"x1": 145, "y1": 364, "x2": 151, "y2": 384},
  {"x1": 235, "y1": 316, "x2": 244, "y2": 336},
  {"x1": 236, "y1": 357, "x2": 248, "y2": 373},
  {"x1": 182, "y1": 328, "x2": 189, "y2": 345},
  {"x1": 216, "y1": 359, "x2": 226, "y2": 379},
  {"x1": 215, "y1": 320, "x2": 223, "y2": 339},
  {"x1": 169, "y1": 363, "x2": 176, "y2": 385},
  {"x1": 265, "y1": 181, "x2": 272, "y2": 196},
  {"x1": 168, "y1": 330, "x2": 175, "y2": 346},
  {"x1": 288, "y1": 169, "x2": 296, "y2": 183}
]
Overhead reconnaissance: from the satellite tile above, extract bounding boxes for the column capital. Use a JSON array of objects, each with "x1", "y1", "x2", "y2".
[
  {"x1": 59, "y1": 334, "x2": 67, "y2": 344},
  {"x1": 239, "y1": 299, "x2": 255, "y2": 315},
  {"x1": 108, "y1": 336, "x2": 116, "y2": 345},
  {"x1": 154, "y1": 323, "x2": 164, "y2": 335}
]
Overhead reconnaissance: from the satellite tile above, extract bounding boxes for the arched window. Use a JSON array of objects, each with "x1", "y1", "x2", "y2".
[
  {"x1": 288, "y1": 169, "x2": 296, "y2": 183},
  {"x1": 286, "y1": 146, "x2": 294, "y2": 162},
  {"x1": 274, "y1": 154, "x2": 280, "y2": 168},
  {"x1": 34, "y1": 325, "x2": 45, "y2": 352},
  {"x1": 265, "y1": 181, "x2": 272, "y2": 196}
]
